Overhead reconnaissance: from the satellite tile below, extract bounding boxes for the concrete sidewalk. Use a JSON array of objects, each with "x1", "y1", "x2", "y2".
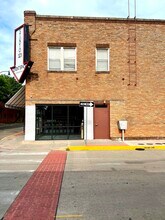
[{"x1": 0, "y1": 126, "x2": 165, "y2": 152}]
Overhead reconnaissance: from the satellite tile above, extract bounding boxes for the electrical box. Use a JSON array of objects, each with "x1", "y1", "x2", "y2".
[{"x1": 118, "y1": 120, "x2": 128, "y2": 130}]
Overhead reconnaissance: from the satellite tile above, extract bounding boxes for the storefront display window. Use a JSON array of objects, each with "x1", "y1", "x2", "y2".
[{"x1": 36, "y1": 105, "x2": 83, "y2": 140}]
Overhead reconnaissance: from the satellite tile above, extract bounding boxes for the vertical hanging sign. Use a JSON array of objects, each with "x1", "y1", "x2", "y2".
[
  {"x1": 10, "y1": 24, "x2": 33, "y2": 83},
  {"x1": 15, "y1": 25, "x2": 24, "y2": 67}
]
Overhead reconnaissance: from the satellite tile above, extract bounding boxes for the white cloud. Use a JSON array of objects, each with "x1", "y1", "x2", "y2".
[{"x1": 1, "y1": 0, "x2": 165, "y2": 72}]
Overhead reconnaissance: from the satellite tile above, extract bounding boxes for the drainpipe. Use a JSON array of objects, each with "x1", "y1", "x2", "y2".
[{"x1": 122, "y1": 129, "x2": 125, "y2": 142}]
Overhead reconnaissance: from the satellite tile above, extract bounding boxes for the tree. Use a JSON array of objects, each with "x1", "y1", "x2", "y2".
[{"x1": 0, "y1": 75, "x2": 22, "y2": 103}]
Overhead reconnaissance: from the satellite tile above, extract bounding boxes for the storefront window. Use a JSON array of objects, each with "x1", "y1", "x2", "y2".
[{"x1": 36, "y1": 105, "x2": 83, "y2": 140}]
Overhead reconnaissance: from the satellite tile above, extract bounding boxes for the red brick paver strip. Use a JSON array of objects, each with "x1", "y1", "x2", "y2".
[{"x1": 3, "y1": 151, "x2": 67, "y2": 220}]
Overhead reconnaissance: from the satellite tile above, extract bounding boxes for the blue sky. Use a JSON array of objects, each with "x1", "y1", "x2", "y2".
[{"x1": 0, "y1": 0, "x2": 165, "y2": 73}]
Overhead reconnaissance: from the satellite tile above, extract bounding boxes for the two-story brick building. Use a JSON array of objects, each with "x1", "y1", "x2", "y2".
[{"x1": 23, "y1": 11, "x2": 165, "y2": 141}]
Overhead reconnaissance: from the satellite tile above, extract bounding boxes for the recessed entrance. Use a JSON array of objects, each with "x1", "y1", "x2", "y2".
[{"x1": 36, "y1": 105, "x2": 83, "y2": 140}]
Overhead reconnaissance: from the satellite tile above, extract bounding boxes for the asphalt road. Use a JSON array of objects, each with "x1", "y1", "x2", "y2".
[
  {"x1": 0, "y1": 151, "x2": 47, "y2": 219},
  {"x1": 57, "y1": 151, "x2": 165, "y2": 220},
  {"x1": 1, "y1": 151, "x2": 165, "y2": 220},
  {"x1": 0, "y1": 127, "x2": 165, "y2": 220}
]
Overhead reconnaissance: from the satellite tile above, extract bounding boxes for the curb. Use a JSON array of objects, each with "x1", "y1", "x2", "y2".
[{"x1": 66, "y1": 145, "x2": 165, "y2": 151}]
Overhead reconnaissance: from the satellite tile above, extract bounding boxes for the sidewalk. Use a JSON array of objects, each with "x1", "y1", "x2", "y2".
[{"x1": 0, "y1": 127, "x2": 165, "y2": 152}]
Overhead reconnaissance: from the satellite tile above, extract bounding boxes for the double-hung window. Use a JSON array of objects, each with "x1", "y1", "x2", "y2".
[
  {"x1": 96, "y1": 48, "x2": 109, "y2": 72},
  {"x1": 48, "y1": 47, "x2": 76, "y2": 71}
]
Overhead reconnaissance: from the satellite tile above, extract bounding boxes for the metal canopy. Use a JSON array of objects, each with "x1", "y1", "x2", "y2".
[{"x1": 5, "y1": 86, "x2": 25, "y2": 110}]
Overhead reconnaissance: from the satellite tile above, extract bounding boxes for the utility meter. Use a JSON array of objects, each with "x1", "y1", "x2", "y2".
[{"x1": 118, "y1": 120, "x2": 128, "y2": 130}]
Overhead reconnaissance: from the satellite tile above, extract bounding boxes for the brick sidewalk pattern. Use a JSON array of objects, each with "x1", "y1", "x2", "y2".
[{"x1": 3, "y1": 151, "x2": 67, "y2": 220}]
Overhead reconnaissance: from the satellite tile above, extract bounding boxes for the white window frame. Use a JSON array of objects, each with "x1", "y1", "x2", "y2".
[
  {"x1": 48, "y1": 47, "x2": 77, "y2": 71},
  {"x1": 96, "y1": 48, "x2": 110, "y2": 72}
]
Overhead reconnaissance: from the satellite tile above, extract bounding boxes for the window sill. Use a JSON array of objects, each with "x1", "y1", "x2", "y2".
[
  {"x1": 47, "y1": 70, "x2": 77, "y2": 74},
  {"x1": 95, "y1": 71, "x2": 110, "y2": 74}
]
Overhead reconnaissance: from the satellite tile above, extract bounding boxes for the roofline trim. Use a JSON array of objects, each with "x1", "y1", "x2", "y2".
[{"x1": 34, "y1": 15, "x2": 165, "y2": 23}]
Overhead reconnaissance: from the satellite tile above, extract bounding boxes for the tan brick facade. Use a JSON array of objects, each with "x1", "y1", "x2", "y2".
[{"x1": 24, "y1": 11, "x2": 165, "y2": 139}]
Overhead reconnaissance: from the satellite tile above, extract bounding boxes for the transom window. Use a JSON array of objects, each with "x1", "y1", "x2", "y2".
[
  {"x1": 96, "y1": 48, "x2": 109, "y2": 72},
  {"x1": 48, "y1": 47, "x2": 76, "y2": 71}
]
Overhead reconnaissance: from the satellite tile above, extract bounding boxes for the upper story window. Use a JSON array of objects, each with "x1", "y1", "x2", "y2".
[
  {"x1": 96, "y1": 47, "x2": 109, "y2": 72},
  {"x1": 48, "y1": 46, "x2": 76, "y2": 71}
]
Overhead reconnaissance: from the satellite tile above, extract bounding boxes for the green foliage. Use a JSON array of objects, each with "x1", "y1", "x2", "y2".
[{"x1": 0, "y1": 75, "x2": 22, "y2": 103}]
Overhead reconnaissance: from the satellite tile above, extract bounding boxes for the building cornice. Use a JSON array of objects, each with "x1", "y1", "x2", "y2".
[{"x1": 24, "y1": 11, "x2": 165, "y2": 24}]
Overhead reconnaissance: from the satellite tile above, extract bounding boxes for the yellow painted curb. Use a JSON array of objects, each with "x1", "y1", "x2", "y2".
[{"x1": 66, "y1": 145, "x2": 165, "y2": 151}]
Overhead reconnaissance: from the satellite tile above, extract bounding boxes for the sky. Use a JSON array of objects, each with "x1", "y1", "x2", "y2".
[{"x1": 1, "y1": 0, "x2": 165, "y2": 73}]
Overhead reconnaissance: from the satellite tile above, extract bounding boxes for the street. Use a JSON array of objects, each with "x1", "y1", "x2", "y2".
[
  {"x1": 0, "y1": 127, "x2": 165, "y2": 219},
  {"x1": 57, "y1": 151, "x2": 165, "y2": 220},
  {"x1": 0, "y1": 151, "x2": 47, "y2": 219}
]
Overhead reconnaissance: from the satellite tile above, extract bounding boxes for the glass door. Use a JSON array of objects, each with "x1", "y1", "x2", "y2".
[
  {"x1": 52, "y1": 106, "x2": 68, "y2": 139},
  {"x1": 36, "y1": 105, "x2": 52, "y2": 140}
]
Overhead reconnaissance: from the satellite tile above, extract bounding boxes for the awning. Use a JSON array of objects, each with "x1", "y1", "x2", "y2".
[{"x1": 5, "y1": 86, "x2": 25, "y2": 110}]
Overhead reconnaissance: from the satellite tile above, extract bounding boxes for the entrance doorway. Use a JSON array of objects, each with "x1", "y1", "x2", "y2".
[
  {"x1": 36, "y1": 105, "x2": 83, "y2": 140},
  {"x1": 94, "y1": 104, "x2": 110, "y2": 139}
]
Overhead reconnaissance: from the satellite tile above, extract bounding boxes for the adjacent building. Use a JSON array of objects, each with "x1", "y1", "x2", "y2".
[{"x1": 21, "y1": 11, "x2": 165, "y2": 141}]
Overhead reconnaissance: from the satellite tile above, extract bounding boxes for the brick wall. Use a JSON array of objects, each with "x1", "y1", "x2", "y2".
[{"x1": 24, "y1": 11, "x2": 165, "y2": 139}]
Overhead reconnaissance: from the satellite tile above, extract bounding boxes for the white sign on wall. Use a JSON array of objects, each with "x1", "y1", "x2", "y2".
[
  {"x1": 12, "y1": 64, "x2": 26, "y2": 81},
  {"x1": 10, "y1": 24, "x2": 33, "y2": 83},
  {"x1": 15, "y1": 25, "x2": 24, "y2": 67}
]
